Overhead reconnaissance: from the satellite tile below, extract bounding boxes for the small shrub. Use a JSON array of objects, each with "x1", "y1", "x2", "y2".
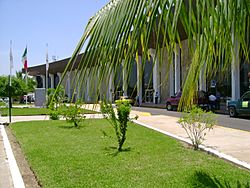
[
  {"x1": 48, "y1": 99, "x2": 61, "y2": 120},
  {"x1": 47, "y1": 86, "x2": 64, "y2": 108},
  {"x1": 60, "y1": 102, "x2": 85, "y2": 127},
  {"x1": 178, "y1": 106, "x2": 216, "y2": 150},
  {"x1": 48, "y1": 86, "x2": 65, "y2": 120},
  {"x1": 49, "y1": 109, "x2": 60, "y2": 120},
  {"x1": 100, "y1": 100, "x2": 137, "y2": 151}
]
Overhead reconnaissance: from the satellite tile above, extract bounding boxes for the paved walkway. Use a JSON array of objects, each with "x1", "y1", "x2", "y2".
[
  {"x1": 0, "y1": 127, "x2": 13, "y2": 188},
  {"x1": 0, "y1": 109, "x2": 249, "y2": 187}
]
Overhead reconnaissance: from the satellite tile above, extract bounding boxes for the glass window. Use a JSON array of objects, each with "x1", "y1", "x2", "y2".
[{"x1": 242, "y1": 92, "x2": 250, "y2": 101}]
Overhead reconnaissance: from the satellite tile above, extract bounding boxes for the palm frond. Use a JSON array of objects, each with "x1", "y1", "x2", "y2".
[{"x1": 58, "y1": 0, "x2": 249, "y2": 109}]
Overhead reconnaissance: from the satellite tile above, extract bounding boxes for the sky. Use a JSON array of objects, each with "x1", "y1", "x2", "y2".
[{"x1": 0, "y1": 0, "x2": 109, "y2": 76}]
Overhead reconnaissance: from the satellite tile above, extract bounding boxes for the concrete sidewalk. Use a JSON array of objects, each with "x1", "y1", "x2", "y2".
[
  {"x1": 0, "y1": 125, "x2": 25, "y2": 188},
  {"x1": 0, "y1": 127, "x2": 13, "y2": 188}
]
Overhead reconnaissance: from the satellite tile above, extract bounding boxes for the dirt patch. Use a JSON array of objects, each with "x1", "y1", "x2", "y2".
[{"x1": 5, "y1": 125, "x2": 41, "y2": 188}]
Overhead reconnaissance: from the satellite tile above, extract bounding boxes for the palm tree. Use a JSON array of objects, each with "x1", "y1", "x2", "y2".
[{"x1": 57, "y1": 0, "x2": 249, "y2": 109}]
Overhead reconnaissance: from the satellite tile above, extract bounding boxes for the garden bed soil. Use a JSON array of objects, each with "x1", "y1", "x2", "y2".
[{"x1": 5, "y1": 125, "x2": 41, "y2": 188}]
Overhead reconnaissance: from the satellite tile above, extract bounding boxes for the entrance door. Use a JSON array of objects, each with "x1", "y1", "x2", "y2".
[
  {"x1": 115, "y1": 90, "x2": 123, "y2": 100},
  {"x1": 145, "y1": 89, "x2": 154, "y2": 103}
]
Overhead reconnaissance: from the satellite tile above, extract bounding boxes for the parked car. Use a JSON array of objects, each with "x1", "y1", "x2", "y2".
[
  {"x1": 3, "y1": 97, "x2": 9, "y2": 103},
  {"x1": 115, "y1": 96, "x2": 135, "y2": 106},
  {"x1": 165, "y1": 90, "x2": 209, "y2": 111},
  {"x1": 20, "y1": 93, "x2": 35, "y2": 103},
  {"x1": 227, "y1": 91, "x2": 250, "y2": 117}
]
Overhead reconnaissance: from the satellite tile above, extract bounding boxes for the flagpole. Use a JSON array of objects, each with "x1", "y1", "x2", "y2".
[
  {"x1": 9, "y1": 40, "x2": 13, "y2": 123},
  {"x1": 45, "y1": 43, "x2": 49, "y2": 106},
  {"x1": 10, "y1": 41, "x2": 12, "y2": 86},
  {"x1": 25, "y1": 46, "x2": 28, "y2": 106},
  {"x1": 25, "y1": 69, "x2": 28, "y2": 106},
  {"x1": 22, "y1": 46, "x2": 28, "y2": 106}
]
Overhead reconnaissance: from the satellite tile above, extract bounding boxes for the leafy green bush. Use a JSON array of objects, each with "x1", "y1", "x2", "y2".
[
  {"x1": 49, "y1": 109, "x2": 60, "y2": 120},
  {"x1": 115, "y1": 99, "x2": 134, "y2": 106},
  {"x1": 100, "y1": 100, "x2": 137, "y2": 151},
  {"x1": 48, "y1": 86, "x2": 65, "y2": 120},
  {"x1": 60, "y1": 102, "x2": 85, "y2": 127},
  {"x1": 178, "y1": 106, "x2": 216, "y2": 150},
  {"x1": 48, "y1": 99, "x2": 60, "y2": 120},
  {"x1": 47, "y1": 86, "x2": 64, "y2": 107}
]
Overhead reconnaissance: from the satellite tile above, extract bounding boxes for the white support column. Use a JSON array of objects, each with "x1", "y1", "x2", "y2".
[
  {"x1": 32, "y1": 76, "x2": 36, "y2": 81},
  {"x1": 72, "y1": 70, "x2": 78, "y2": 102},
  {"x1": 122, "y1": 60, "x2": 128, "y2": 96},
  {"x1": 108, "y1": 69, "x2": 114, "y2": 102},
  {"x1": 97, "y1": 69, "x2": 102, "y2": 100},
  {"x1": 85, "y1": 68, "x2": 90, "y2": 102},
  {"x1": 57, "y1": 72, "x2": 62, "y2": 82},
  {"x1": 169, "y1": 61, "x2": 175, "y2": 96},
  {"x1": 137, "y1": 55, "x2": 143, "y2": 105},
  {"x1": 98, "y1": 68, "x2": 107, "y2": 101},
  {"x1": 40, "y1": 75, "x2": 46, "y2": 88},
  {"x1": 93, "y1": 68, "x2": 99, "y2": 102},
  {"x1": 174, "y1": 44, "x2": 181, "y2": 93},
  {"x1": 66, "y1": 72, "x2": 71, "y2": 100},
  {"x1": 150, "y1": 48, "x2": 160, "y2": 104},
  {"x1": 231, "y1": 31, "x2": 240, "y2": 100},
  {"x1": 199, "y1": 63, "x2": 207, "y2": 91},
  {"x1": 76, "y1": 71, "x2": 81, "y2": 100},
  {"x1": 49, "y1": 73, "x2": 54, "y2": 89}
]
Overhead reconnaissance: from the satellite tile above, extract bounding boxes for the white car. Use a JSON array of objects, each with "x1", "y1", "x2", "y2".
[{"x1": 3, "y1": 98, "x2": 9, "y2": 103}]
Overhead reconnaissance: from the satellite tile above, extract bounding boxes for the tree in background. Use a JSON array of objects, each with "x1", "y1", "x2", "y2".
[
  {"x1": 15, "y1": 71, "x2": 36, "y2": 93},
  {"x1": 0, "y1": 76, "x2": 25, "y2": 98},
  {"x1": 0, "y1": 72, "x2": 36, "y2": 100}
]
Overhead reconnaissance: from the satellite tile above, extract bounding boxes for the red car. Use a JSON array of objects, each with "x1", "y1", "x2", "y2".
[{"x1": 166, "y1": 90, "x2": 209, "y2": 111}]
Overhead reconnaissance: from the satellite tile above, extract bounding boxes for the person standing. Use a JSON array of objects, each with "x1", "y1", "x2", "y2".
[
  {"x1": 136, "y1": 95, "x2": 140, "y2": 107},
  {"x1": 155, "y1": 91, "x2": 159, "y2": 104},
  {"x1": 216, "y1": 91, "x2": 221, "y2": 110},
  {"x1": 209, "y1": 93, "x2": 217, "y2": 112}
]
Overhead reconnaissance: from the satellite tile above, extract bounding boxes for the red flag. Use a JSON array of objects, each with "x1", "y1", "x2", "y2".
[{"x1": 22, "y1": 47, "x2": 28, "y2": 70}]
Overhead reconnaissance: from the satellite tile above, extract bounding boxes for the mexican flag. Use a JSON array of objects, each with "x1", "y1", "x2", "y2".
[{"x1": 22, "y1": 47, "x2": 28, "y2": 70}]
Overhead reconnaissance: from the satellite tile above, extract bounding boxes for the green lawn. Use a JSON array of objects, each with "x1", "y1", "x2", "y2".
[
  {"x1": 1, "y1": 108, "x2": 49, "y2": 116},
  {"x1": 11, "y1": 120, "x2": 250, "y2": 188},
  {"x1": 1, "y1": 107, "x2": 97, "y2": 116}
]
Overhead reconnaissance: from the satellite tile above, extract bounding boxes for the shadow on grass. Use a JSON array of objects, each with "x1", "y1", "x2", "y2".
[
  {"x1": 191, "y1": 171, "x2": 250, "y2": 188},
  {"x1": 103, "y1": 146, "x2": 131, "y2": 157}
]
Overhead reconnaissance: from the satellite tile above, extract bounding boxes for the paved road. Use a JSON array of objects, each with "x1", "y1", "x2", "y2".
[
  {"x1": 0, "y1": 127, "x2": 14, "y2": 188},
  {"x1": 132, "y1": 107, "x2": 250, "y2": 132}
]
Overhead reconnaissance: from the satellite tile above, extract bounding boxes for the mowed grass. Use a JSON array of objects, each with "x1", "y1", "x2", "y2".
[
  {"x1": 1, "y1": 108, "x2": 49, "y2": 116},
  {"x1": 11, "y1": 120, "x2": 250, "y2": 188},
  {"x1": 1, "y1": 107, "x2": 97, "y2": 116}
]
